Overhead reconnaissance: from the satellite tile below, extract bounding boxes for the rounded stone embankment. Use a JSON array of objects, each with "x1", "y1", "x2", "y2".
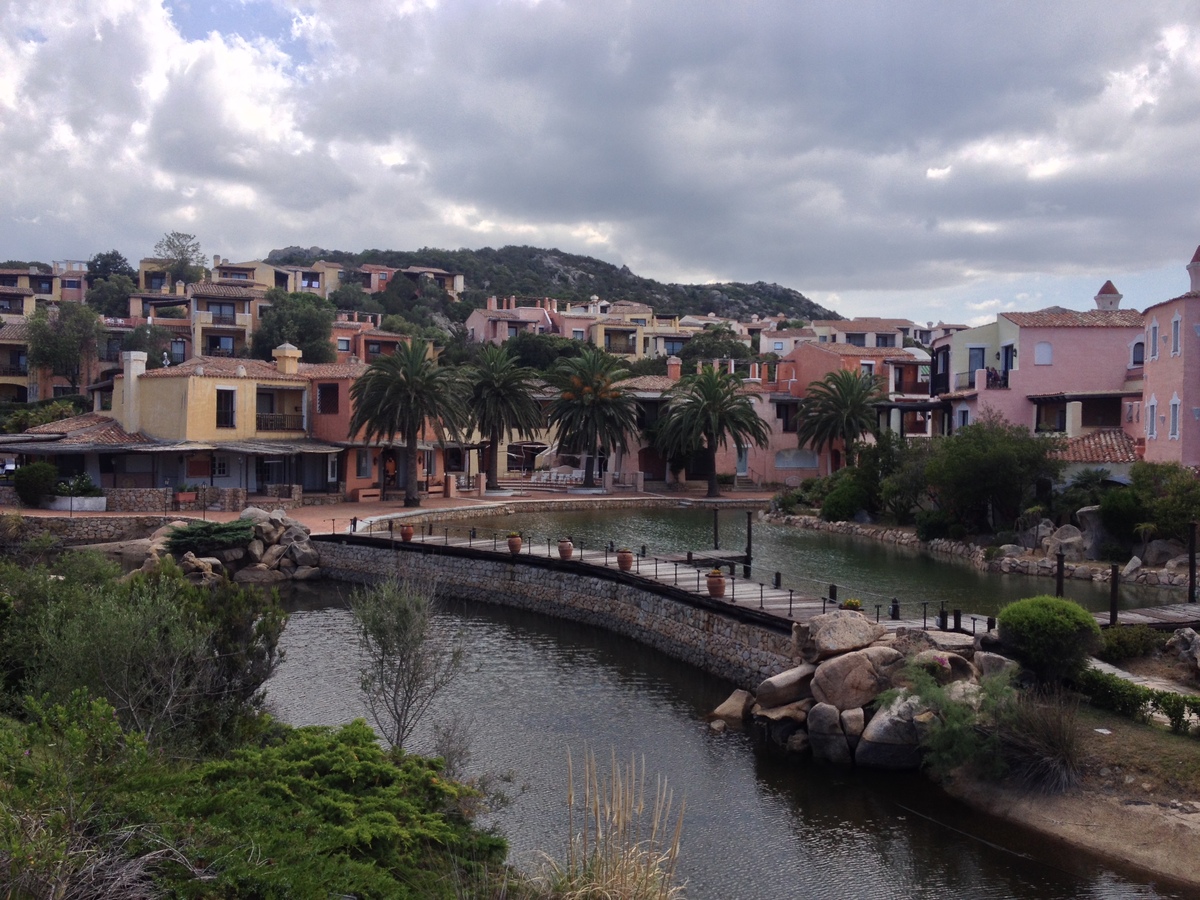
[
  {"x1": 315, "y1": 536, "x2": 793, "y2": 687},
  {"x1": 768, "y1": 514, "x2": 1188, "y2": 590}
]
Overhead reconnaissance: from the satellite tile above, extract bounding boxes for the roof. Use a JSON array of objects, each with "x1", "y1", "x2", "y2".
[
  {"x1": 810, "y1": 318, "x2": 911, "y2": 332},
  {"x1": 623, "y1": 375, "x2": 676, "y2": 392},
  {"x1": 11, "y1": 413, "x2": 153, "y2": 453},
  {"x1": 1098, "y1": 280, "x2": 1120, "y2": 295},
  {"x1": 192, "y1": 283, "x2": 264, "y2": 298},
  {"x1": 939, "y1": 389, "x2": 978, "y2": 400},
  {"x1": 0, "y1": 286, "x2": 33, "y2": 297},
  {"x1": 1025, "y1": 388, "x2": 1142, "y2": 401},
  {"x1": 1000, "y1": 309, "x2": 1144, "y2": 328},
  {"x1": 1052, "y1": 429, "x2": 1138, "y2": 464},
  {"x1": 298, "y1": 361, "x2": 369, "y2": 379},
  {"x1": 803, "y1": 343, "x2": 900, "y2": 358},
  {"x1": 138, "y1": 355, "x2": 308, "y2": 382},
  {"x1": 0, "y1": 322, "x2": 31, "y2": 342},
  {"x1": 1193, "y1": 245, "x2": 1200, "y2": 264}
]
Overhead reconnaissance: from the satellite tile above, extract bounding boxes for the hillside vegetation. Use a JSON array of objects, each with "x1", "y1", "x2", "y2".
[{"x1": 266, "y1": 244, "x2": 840, "y2": 322}]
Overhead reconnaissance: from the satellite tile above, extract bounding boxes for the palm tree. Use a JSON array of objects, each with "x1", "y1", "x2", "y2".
[
  {"x1": 546, "y1": 346, "x2": 638, "y2": 489},
  {"x1": 655, "y1": 366, "x2": 770, "y2": 498},
  {"x1": 466, "y1": 344, "x2": 545, "y2": 491},
  {"x1": 348, "y1": 341, "x2": 468, "y2": 507},
  {"x1": 795, "y1": 369, "x2": 885, "y2": 470}
]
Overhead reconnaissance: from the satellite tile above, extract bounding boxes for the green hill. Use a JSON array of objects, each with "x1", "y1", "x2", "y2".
[{"x1": 265, "y1": 244, "x2": 840, "y2": 322}]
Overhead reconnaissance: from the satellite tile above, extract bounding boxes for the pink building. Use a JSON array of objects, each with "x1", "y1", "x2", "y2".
[
  {"x1": 465, "y1": 296, "x2": 555, "y2": 344},
  {"x1": 1139, "y1": 247, "x2": 1200, "y2": 466}
]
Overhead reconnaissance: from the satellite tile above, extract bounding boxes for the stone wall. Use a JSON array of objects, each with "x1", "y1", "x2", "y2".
[
  {"x1": 0, "y1": 487, "x2": 18, "y2": 506},
  {"x1": 2, "y1": 514, "x2": 176, "y2": 545},
  {"x1": 315, "y1": 537, "x2": 794, "y2": 688}
]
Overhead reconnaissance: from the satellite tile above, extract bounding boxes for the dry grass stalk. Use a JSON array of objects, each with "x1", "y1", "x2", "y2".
[{"x1": 536, "y1": 749, "x2": 685, "y2": 900}]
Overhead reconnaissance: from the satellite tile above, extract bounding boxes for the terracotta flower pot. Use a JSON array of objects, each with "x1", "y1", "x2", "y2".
[
  {"x1": 399, "y1": 523, "x2": 414, "y2": 542},
  {"x1": 558, "y1": 540, "x2": 574, "y2": 560},
  {"x1": 507, "y1": 535, "x2": 522, "y2": 555},
  {"x1": 706, "y1": 572, "x2": 726, "y2": 598},
  {"x1": 616, "y1": 549, "x2": 634, "y2": 571}
]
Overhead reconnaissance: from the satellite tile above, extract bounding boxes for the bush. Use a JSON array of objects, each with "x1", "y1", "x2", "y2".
[
  {"x1": 994, "y1": 689, "x2": 1083, "y2": 794},
  {"x1": 819, "y1": 480, "x2": 868, "y2": 522},
  {"x1": 1097, "y1": 541, "x2": 1130, "y2": 563},
  {"x1": 1098, "y1": 625, "x2": 1166, "y2": 663},
  {"x1": 1075, "y1": 667, "x2": 1154, "y2": 721},
  {"x1": 1100, "y1": 487, "x2": 1147, "y2": 543},
  {"x1": 164, "y1": 519, "x2": 254, "y2": 558},
  {"x1": 997, "y1": 595, "x2": 1101, "y2": 685},
  {"x1": 13, "y1": 461, "x2": 58, "y2": 507},
  {"x1": 914, "y1": 509, "x2": 950, "y2": 541},
  {"x1": 947, "y1": 523, "x2": 968, "y2": 541},
  {"x1": 53, "y1": 473, "x2": 104, "y2": 497}
]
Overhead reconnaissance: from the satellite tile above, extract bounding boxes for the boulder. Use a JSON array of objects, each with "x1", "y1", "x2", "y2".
[
  {"x1": 887, "y1": 628, "x2": 938, "y2": 658},
  {"x1": 945, "y1": 681, "x2": 983, "y2": 709},
  {"x1": 278, "y1": 525, "x2": 310, "y2": 547},
  {"x1": 196, "y1": 556, "x2": 226, "y2": 577},
  {"x1": 1167, "y1": 628, "x2": 1200, "y2": 673},
  {"x1": 1164, "y1": 555, "x2": 1192, "y2": 574},
  {"x1": 925, "y1": 631, "x2": 977, "y2": 655},
  {"x1": 246, "y1": 539, "x2": 265, "y2": 563},
  {"x1": 854, "y1": 692, "x2": 926, "y2": 770},
  {"x1": 710, "y1": 689, "x2": 755, "y2": 728},
  {"x1": 255, "y1": 523, "x2": 285, "y2": 546},
  {"x1": 752, "y1": 699, "x2": 813, "y2": 725},
  {"x1": 912, "y1": 649, "x2": 978, "y2": 685},
  {"x1": 291, "y1": 566, "x2": 323, "y2": 581},
  {"x1": 233, "y1": 564, "x2": 289, "y2": 585},
  {"x1": 784, "y1": 731, "x2": 811, "y2": 754},
  {"x1": 214, "y1": 547, "x2": 245, "y2": 565},
  {"x1": 807, "y1": 702, "x2": 853, "y2": 767},
  {"x1": 1021, "y1": 518, "x2": 1056, "y2": 550},
  {"x1": 756, "y1": 664, "x2": 816, "y2": 708},
  {"x1": 795, "y1": 610, "x2": 887, "y2": 663},
  {"x1": 1144, "y1": 539, "x2": 1186, "y2": 567},
  {"x1": 287, "y1": 540, "x2": 321, "y2": 568},
  {"x1": 1072, "y1": 565, "x2": 1094, "y2": 580},
  {"x1": 261, "y1": 544, "x2": 288, "y2": 570},
  {"x1": 1121, "y1": 556, "x2": 1143, "y2": 579},
  {"x1": 279, "y1": 556, "x2": 297, "y2": 572},
  {"x1": 1044, "y1": 524, "x2": 1086, "y2": 563},
  {"x1": 810, "y1": 646, "x2": 905, "y2": 710},
  {"x1": 185, "y1": 570, "x2": 225, "y2": 589},
  {"x1": 973, "y1": 651, "x2": 1019, "y2": 679},
  {"x1": 1076, "y1": 505, "x2": 1106, "y2": 559},
  {"x1": 998, "y1": 544, "x2": 1025, "y2": 559},
  {"x1": 840, "y1": 707, "x2": 865, "y2": 752},
  {"x1": 239, "y1": 507, "x2": 271, "y2": 524},
  {"x1": 179, "y1": 551, "x2": 209, "y2": 575}
]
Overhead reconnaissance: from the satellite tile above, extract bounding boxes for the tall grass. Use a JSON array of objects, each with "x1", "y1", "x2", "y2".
[
  {"x1": 995, "y1": 689, "x2": 1083, "y2": 794},
  {"x1": 534, "y1": 750, "x2": 686, "y2": 900}
]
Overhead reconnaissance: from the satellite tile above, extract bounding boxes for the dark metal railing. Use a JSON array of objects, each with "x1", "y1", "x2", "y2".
[{"x1": 256, "y1": 413, "x2": 304, "y2": 431}]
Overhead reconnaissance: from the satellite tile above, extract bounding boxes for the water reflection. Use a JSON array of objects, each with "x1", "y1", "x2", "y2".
[{"x1": 268, "y1": 583, "x2": 1180, "y2": 899}]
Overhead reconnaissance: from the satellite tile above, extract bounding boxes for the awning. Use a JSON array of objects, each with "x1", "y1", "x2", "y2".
[{"x1": 213, "y1": 438, "x2": 344, "y2": 455}]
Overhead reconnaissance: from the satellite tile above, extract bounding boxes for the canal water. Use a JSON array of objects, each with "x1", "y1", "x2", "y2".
[
  {"x1": 458, "y1": 506, "x2": 1171, "y2": 619},
  {"x1": 269, "y1": 571, "x2": 1185, "y2": 897}
]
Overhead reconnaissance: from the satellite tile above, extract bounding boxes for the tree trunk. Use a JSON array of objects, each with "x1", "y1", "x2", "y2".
[
  {"x1": 404, "y1": 424, "x2": 421, "y2": 507},
  {"x1": 705, "y1": 441, "x2": 721, "y2": 498},
  {"x1": 583, "y1": 441, "x2": 597, "y2": 489},
  {"x1": 486, "y1": 426, "x2": 500, "y2": 491}
]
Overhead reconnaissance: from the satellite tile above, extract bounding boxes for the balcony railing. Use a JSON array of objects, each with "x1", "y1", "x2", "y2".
[
  {"x1": 985, "y1": 370, "x2": 1010, "y2": 389},
  {"x1": 0, "y1": 365, "x2": 28, "y2": 377},
  {"x1": 210, "y1": 313, "x2": 237, "y2": 326},
  {"x1": 954, "y1": 372, "x2": 976, "y2": 390},
  {"x1": 257, "y1": 413, "x2": 304, "y2": 432}
]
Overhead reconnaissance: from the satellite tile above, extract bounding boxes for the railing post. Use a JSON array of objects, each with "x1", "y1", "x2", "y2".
[
  {"x1": 890, "y1": 598, "x2": 900, "y2": 620},
  {"x1": 788, "y1": 589, "x2": 793, "y2": 618},
  {"x1": 1190, "y1": 522, "x2": 1197, "y2": 604},
  {"x1": 829, "y1": 584, "x2": 837, "y2": 606},
  {"x1": 1055, "y1": 551, "x2": 1065, "y2": 597},
  {"x1": 774, "y1": 571, "x2": 781, "y2": 589},
  {"x1": 1110, "y1": 564, "x2": 1120, "y2": 626},
  {"x1": 713, "y1": 509, "x2": 719, "y2": 551}
]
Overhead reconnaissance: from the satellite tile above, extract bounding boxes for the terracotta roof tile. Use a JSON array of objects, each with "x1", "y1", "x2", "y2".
[
  {"x1": 810, "y1": 318, "x2": 910, "y2": 331},
  {"x1": 0, "y1": 322, "x2": 31, "y2": 341},
  {"x1": 807, "y1": 343, "x2": 899, "y2": 357},
  {"x1": 1052, "y1": 429, "x2": 1138, "y2": 464},
  {"x1": 1001, "y1": 309, "x2": 1143, "y2": 328},
  {"x1": 1192, "y1": 245, "x2": 1200, "y2": 264},
  {"x1": 1098, "y1": 280, "x2": 1120, "y2": 295},
  {"x1": 299, "y1": 361, "x2": 369, "y2": 379},
  {"x1": 139, "y1": 355, "x2": 307, "y2": 382},
  {"x1": 191, "y1": 283, "x2": 264, "y2": 298}
]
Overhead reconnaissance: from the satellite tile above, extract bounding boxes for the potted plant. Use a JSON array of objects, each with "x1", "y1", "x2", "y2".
[
  {"x1": 616, "y1": 547, "x2": 634, "y2": 571},
  {"x1": 557, "y1": 537, "x2": 574, "y2": 560},
  {"x1": 43, "y1": 472, "x2": 107, "y2": 512},
  {"x1": 174, "y1": 482, "x2": 198, "y2": 503},
  {"x1": 839, "y1": 597, "x2": 862, "y2": 611},
  {"x1": 399, "y1": 522, "x2": 415, "y2": 542},
  {"x1": 507, "y1": 531, "x2": 523, "y2": 555},
  {"x1": 706, "y1": 568, "x2": 726, "y2": 598}
]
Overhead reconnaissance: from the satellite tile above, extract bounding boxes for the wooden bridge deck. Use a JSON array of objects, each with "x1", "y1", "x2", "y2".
[{"x1": 364, "y1": 530, "x2": 1200, "y2": 635}]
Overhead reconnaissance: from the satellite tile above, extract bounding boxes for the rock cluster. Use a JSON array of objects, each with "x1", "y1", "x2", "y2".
[
  {"x1": 710, "y1": 610, "x2": 1018, "y2": 771},
  {"x1": 224, "y1": 507, "x2": 323, "y2": 585}
]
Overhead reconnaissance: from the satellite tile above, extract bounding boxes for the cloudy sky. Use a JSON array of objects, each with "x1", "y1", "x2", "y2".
[{"x1": 3, "y1": 0, "x2": 1200, "y2": 325}]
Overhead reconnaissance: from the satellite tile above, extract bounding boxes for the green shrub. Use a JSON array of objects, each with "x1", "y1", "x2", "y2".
[
  {"x1": 819, "y1": 480, "x2": 868, "y2": 522},
  {"x1": 997, "y1": 595, "x2": 1101, "y2": 685},
  {"x1": 1075, "y1": 668, "x2": 1153, "y2": 721},
  {"x1": 13, "y1": 461, "x2": 58, "y2": 507},
  {"x1": 914, "y1": 509, "x2": 950, "y2": 541},
  {"x1": 1097, "y1": 541, "x2": 1130, "y2": 563},
  {"x1": 1152, "y1": 691, "x2": 1191, "y2": 735},
  {"x1": 1098, "y1": 625, "x2": 1166, "y2": 663},
  {"x1": 994, "y1": 531, "x2": 1019, "y2": 546},
  {"x1": 994, "y1": 689, "x2": 1084, "y2": 794},
  {"x1": 164, "y1": 519, "x2": 254, "y2": 558},
  {"x1": 52, "y1": 473, "x2": 104, "y2": 497},
  {"x1": 947, "y1": 523, "x2": 967, "y2": 541},
  {"x1": 1099, "y1": 488, "x2": 1146, "y2": 543}
]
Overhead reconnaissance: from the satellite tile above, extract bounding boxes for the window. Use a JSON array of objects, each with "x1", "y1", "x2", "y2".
[
  {"x1": 860, "y1": 361, "x2": 874, "y2": 376},
  {"x1": 1147, "y1": 395, "x2": 1158, "y2": 439},
  {"x1": 327, "y1": 455, "x2": 339, "y2": 481},
  {"x1": 959, "y1": 409, "x2": 969, "y2": 428},
  {"x1": 317, "y1": 383, "x2": 339, "y2": 414},
  {"x1": 1172, "y1": 315, "x2": 1182, "y2": 356},
  {"x1": 818, "y1": 335, "x2": 827, "y2": 343},
  {"x1": 52, "y1": 385, "x2": 73, "y2": 398},
  {"x1": 1132, "y1": 340, "x2": 1145, "y2": 366},
  {"x1": 572, "y1": 329, "x2": 585, "y2": 341},
  {"x1": 214, "y1": 456, "x2": 229, "y2": 477},
  {"x1": 63, "y1": 279, "x2": 80, "y2": 289},
  {"x1": 337, "y1": 338, "x2": 350, "y2": 352},
  {"x1": 774, "y1": 448, "x2": 819, "y2": 468},
  {"x1": 1171, "y1": 394, "x2": 1181, "y2": 439},
  {"x1": 366, "y1": 342, "x2": 381, "y2": 356},
  {"x1": 379, "y1": 272, "x2": 387, "y2": 281},
  {"x1": 356, "y1": 448, "x2": 371, "y2": 478},
  {"x1": 773, "y1": 341, "x2": 784, "y2": 352},
  {"x1": 1034, "y1": 342, "x2": 1052, "y2": 365},
  {"x1": 1149, "y1": 321, "x2": 1159, "y2": 360},
  {"x1": 846, "y1": 333, "x2": 866, "y2": 347},
  {"x1": 215, "y1": 388, "x2": 236, "y2": 428},
  {"x1": 169, "y1": 339, "x2": 186, "y2": 364},
  {"x1": 874, "y1": 334, "x2": 895, "y2": 348}
]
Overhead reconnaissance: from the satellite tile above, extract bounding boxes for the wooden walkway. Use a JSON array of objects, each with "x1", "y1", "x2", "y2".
[{"x1": 361, "y1": 527, "x2": 1200, "y2": 635}]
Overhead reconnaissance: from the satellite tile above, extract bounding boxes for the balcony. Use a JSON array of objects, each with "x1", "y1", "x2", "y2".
[
  {"x1": 197, "y1": 310, "x2": 251, "y2": 329},
  {"x1": 954, "y1": 372, "x2": 976, "y2": 390},
  {"x1": 257, "y1": 413, "x2": 305, "y2": 432},
  {"x1": 0, "y1": 365, "x2": 28, "y2": 378},
  {"x1": 211, "y1": 313, "x2": 237, "y2": 326}
]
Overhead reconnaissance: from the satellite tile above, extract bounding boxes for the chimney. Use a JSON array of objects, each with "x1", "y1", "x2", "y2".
[
  {"x1": 666, "y1": 355, "x2": 682, "y2": 381},
  {"x1": 121, "y1": 351, "x2": 147, "y2": 434},
  {"x1": 213, "y1": 254, "x2": 221, "y2": 268},
  {"x1": 175, "y1": 280, "x2": 185, "y2": 297},
  {"x1": 487, "y1": 295, "x2": 497, "y2": 311},
  {"x1": 1094, "y1": 280, "x2": 1122, "y2": 310},
  {"x1": 1189, "y1": 245, "x2": 1200, "y2": 294},
  {"x1": 273, "y1": 342, "x2": 302, "y2": 375}
]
